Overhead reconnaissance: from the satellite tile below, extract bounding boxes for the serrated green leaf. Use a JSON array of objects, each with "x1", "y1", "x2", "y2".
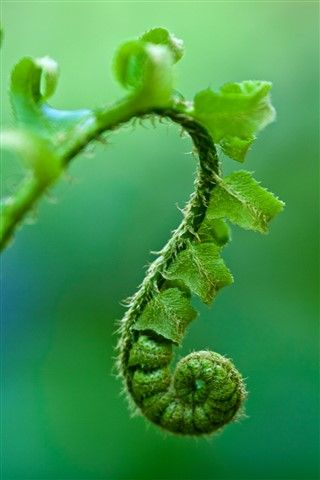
[
  {"x1": 219, "y1": 136, "x2": 254, "y2": 162},
  {"x1": 140, "y1": 27, "x2": 184, "y2": 63},
  {"x1": 165, "y1": 242, "x2": 233, "y2": 305},
  {"x1": 205, "y1": 170, "x2": 284, "y2": 233},
  {"x1": 191, "y1": 81, "x2": 275, "y2": 162},
  {"x1": 10, "y1": 56, "x2": 92, "y2": 139},
  {"x1": 133, "y1": 288, "x2": 197, "y2": 344}
]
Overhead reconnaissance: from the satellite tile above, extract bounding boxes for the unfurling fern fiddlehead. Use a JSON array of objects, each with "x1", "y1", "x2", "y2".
[
  {"x1": 118, "y1": 110, "x2": 283, "y2": 435},
  {"x1": 1, "y1": 28, "x2": 284, "y2": 436},
  {"x1": 118, "y1": 115, "x2": 244, "y2": 435}
]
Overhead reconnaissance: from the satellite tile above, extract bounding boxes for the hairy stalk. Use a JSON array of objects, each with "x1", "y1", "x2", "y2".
[
  {"x1": 0, "y1": 97, "x2": 144, "y2": 250},
  {"x1": 117, "y1": 113, "x2": 246, "y2": 436},
  {"x1": 117, "y1": 112, "x2": 219, "y2": 374},
  {"x1": 0, "y1": 175, "x2": 49, "y2": 249},
  {"x1": 0, "y1": 102, "x2": 209, "y2": 250}
]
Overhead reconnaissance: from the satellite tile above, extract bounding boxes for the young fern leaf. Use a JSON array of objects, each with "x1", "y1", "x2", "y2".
[
  {"x1": 118, "y1": 115, "x2": 282, "y2": 436},
  {"x1": 164, "y1": 242, "x2": 233, "y2": 305},
  {"x1": 192, "y1": 81, "x2": 275, "y2": 162},
  {"x1": 0, "y1": 28, "x2": 284, "y2": 436},
  {"x1": 204, "y1": 171, "x2": 284, "y2": 233}
]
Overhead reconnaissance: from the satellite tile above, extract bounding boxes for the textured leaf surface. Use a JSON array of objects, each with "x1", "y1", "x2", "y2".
[
  {"x1": 165, "y1": 242, "x2": 233, "y2": 304},
  {"x1": 204, "y1": 171, "x2": 284, "y2": 233},
  {"x1": 192, "y1": 81, "x2": 275, "y2": 161},
  {"x1": 133, "y1": 288, "x2": 197, "y2": 344},
  {"x1": 198, "y1": 218, "x2": 231, "y2": 246}
]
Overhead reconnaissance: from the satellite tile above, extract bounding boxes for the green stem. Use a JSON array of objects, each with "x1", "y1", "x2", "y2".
[
  {"x1": 115, "y1": 113, "x2": 245, "y2": 437},
  {"x1": 117, "y1": 111, "x2": 220, "y2": 388},
  {"x1": 61, "y1": 96, "x2": 147, "y2": 165},
  {"x1": 0, "y1": 175, "x2": 49, "y2": 250},
  {"x1": 0, "y1": 96, "x2": 217, "y2": 252}
]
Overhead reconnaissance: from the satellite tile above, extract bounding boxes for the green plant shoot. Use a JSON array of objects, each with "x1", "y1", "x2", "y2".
[{"x1": 0, "y1": 28, "x2": 284, "y2": 436}]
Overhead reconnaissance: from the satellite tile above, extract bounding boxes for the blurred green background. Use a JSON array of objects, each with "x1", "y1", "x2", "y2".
[{"x1": 1, "y1": 2, "x2": 319, "y2": 479}]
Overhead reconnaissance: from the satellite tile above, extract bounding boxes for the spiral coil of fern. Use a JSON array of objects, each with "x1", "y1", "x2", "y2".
[{"x1": 118, "y1": 114, "x2": 246, "y2": 435}]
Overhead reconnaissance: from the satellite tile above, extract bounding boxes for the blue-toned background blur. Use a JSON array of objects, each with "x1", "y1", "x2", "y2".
[{"x1": 1, "y1": 2, "x2": 319, "y2": 479}]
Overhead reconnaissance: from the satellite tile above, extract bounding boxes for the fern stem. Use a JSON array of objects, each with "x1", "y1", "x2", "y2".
[
  {"x1": 0, "y1": 175, "x2": 49, "y2": 250},
  {"x1": 118, "y1": 111, "x2": 220, "y2": 374},
  {"x1": 0, "y1": 100, "x2": 216, "y2": 251}
]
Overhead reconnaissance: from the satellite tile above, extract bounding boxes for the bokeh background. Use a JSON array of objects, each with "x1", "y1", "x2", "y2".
[{"x1": 1, "y1": 2, "x2": 319, "y2": 479}]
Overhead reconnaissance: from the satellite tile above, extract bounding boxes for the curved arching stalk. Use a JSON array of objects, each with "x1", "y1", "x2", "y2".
[{"x1": 118, "y1": 112, "x2": 246, "y2": 435}]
